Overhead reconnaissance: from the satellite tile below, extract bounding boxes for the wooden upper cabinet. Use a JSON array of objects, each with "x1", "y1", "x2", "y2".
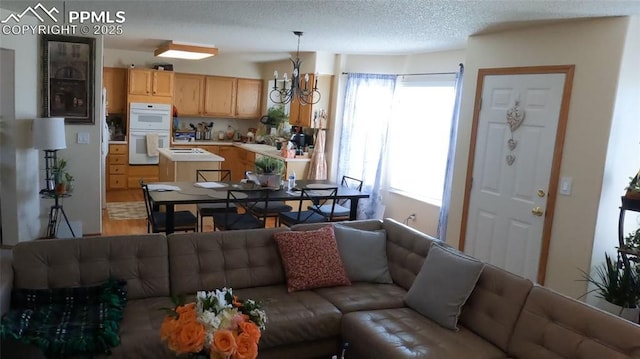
[
  {"x1": 235, "y1": 79, "x2": 263, "y2": 119},
  {"x1": 103, "y1": 67, "x2": 127, "y2": 114},
  {"x1": 289, "y1": 73, "x2": 315, "y2": 127},
  {"x1": 153, "y1": 71, "x2": 174, "y2": 96},
  {"x1": 288, "y1": 74, "x2": 332, "y2": 128},
  {"x1": 128, "y1": 69, "x2": 173, "y2": 97},
  {"x1": 174, "y1": 73, "x2": 205, "y2": 116},
  {"x1": 204, "y1": 76, "x2": 237, "y2": 117}
]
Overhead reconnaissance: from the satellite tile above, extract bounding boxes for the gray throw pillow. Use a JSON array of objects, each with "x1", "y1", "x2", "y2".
[
  {"x1": 404, "y1": 243, "x2": 484, "y2": 330},
  {"x1": 333, "y1": 224, "x2": 393, "y2": 284}
]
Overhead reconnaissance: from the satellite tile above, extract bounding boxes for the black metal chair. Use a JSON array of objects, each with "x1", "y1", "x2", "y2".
[
  {"x1": 212, "y1": 187, "x2": 271, "y2": 231},
  {"x1": 279, "y1": 186, "x2": 339, "y2": 227},
  {"x1": 241, "y1": 171, "x2": 292, "y2": 226},
  {"x1": 195, "y1": 169, "x2": 237, "y2": 231},
  {"x1": 140, "y1": 181, "x2": 197, "y2": 233},
  {"x1": 309, "y1": 176, "x2": 363, "y2": 221}
]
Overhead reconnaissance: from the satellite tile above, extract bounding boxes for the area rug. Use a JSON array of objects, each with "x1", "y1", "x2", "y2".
[{"x1": 106, "y1": 202, "x2": 147, "y2": 220}]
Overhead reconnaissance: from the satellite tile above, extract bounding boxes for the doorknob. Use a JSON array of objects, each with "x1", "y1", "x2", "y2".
[{"x1": 531, "y1": 207, "x2": 544, "y2": 217}]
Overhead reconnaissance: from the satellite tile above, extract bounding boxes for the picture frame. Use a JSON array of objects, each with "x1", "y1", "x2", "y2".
[{"x1": 42, "y1": 35, "x2": 95, "y2": 124}]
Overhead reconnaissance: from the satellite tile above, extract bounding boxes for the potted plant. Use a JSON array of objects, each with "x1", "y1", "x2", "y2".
[
  {"x1": 621, "y1": 228, "x2": 640, "y2": 256},
  {"x1": 51, "y1": 158, "x2": 69, "y2": 195},
  {"x1": 267, "y1": 105, "x2": 289, "y2": 135},
  {"x1": 581, "y1": 252, "x2": 640, "y2": 321},
  {"x1": 625, "y1": 169, "x2": 640, "y2": 200},
  {"x1": 254, "y1": 156, "x2": 285, "y2": 187}
]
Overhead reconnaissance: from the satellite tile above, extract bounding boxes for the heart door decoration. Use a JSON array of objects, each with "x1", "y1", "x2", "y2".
[
  {"x1": 508, "y1": 138, "x2": 518, "y2": 151},
  {"x1": 506, "y1": 154, "x2": 516, "y2": 166},
  {"x1": 506, "y1": 101, "x2": 525, "y2": 132}
]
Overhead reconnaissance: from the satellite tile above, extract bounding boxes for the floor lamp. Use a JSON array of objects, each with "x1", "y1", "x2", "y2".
[{"x1": 33, "y1": 117, "x2": 74, "y2": 238}]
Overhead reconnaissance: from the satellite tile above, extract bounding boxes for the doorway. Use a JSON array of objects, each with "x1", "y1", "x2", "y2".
[{"x1": 460, "y1": 66, "x2": 574, "y2": 283}]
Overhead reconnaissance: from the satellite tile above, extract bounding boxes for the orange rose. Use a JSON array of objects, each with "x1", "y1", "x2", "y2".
[
  {"x1": 176, "y1": 303, "x2": 198, "y2": 323},
  {"x1": 233, "y1": 332, "x2": 258, "y2": 359},
  {"x1": 160, "y1": 316, "x2": 178, "y2": 341},
  {"x1": 176, "y1": 320, "x2": 205, "y2": 353},
  {"x1": 212, "y1": 329, "x2": 237, "y2": 357},
  {"x1": 238, "y1": 321, "x2": 261, "y2": 344}
]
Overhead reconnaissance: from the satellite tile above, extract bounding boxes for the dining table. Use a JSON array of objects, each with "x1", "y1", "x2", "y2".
[{"x1": 146, "y1": 180, "x2": 370, "y2": 234}]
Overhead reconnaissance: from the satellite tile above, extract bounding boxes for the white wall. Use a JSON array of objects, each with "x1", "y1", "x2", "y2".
[
  {"x1": 589, "y1": 16, "x2": 640, "y2": 304},
  {"x1": 104, "y1": 49, "x2": 262, "y2": 78},
  {"x1": 0, "y1": 8, "x2": 40, "y2": 244},
  {"x1": 447, "y1": 17, "x2": 630, "y2": 299}
]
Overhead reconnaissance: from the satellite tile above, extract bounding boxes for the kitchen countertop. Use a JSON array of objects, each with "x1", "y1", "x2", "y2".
[
  {"x1": 158, "y1": 147, "x2": 225, "y2": 162},
  {"x1": 171, "y1": 140, "x2": 311, "y2": 162},
  {"x1": 234, "y1": 143, "x2": 311, "y2": 163}
]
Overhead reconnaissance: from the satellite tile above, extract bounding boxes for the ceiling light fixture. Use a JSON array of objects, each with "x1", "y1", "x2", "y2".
[
  {"x1": 270, "y1": 31, "x2": 321, "y2": 105},
  {"x1": 154, "y1": 41, "x2": 218, "y2": 60}
]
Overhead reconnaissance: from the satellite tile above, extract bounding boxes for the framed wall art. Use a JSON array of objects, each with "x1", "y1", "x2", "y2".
[{"x1": 42, "y1": 35, "x2": 95, "y2": 124}]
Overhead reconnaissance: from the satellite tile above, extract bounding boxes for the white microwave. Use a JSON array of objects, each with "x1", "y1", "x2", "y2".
[{"x1": 129, "y1": 102, "x2": 171, "y2": 131}]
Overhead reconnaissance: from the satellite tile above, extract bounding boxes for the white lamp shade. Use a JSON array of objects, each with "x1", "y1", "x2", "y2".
[{"x1": 33, "y1": 117, "x2": 67, "y2": 150}]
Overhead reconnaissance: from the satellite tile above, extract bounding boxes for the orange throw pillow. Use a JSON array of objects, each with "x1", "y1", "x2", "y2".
[{"x1": 274, "y1": 226, "x2": 351, "y2": 292}]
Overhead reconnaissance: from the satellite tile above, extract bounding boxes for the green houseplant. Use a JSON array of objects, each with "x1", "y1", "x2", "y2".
[
  {"x1": 581, "y1": 253, "x2": 640, "y2": 321},
  {"x1": 254, "y1": 156, "x2": 285, "y2": 187},
  {"x1": 51, "y1": 158, "x2": 68, "y2": 194},
  {"x1": 622, "y1": 228, "x2": 640, "y2": 255},
  {"x1": 625, "y1": 169, "x2": 640, "y2": 199}
]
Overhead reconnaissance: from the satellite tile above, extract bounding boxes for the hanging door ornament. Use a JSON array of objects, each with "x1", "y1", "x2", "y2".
[{"x1": 505, "y1": 99, "x2": 525, "y2": 166}]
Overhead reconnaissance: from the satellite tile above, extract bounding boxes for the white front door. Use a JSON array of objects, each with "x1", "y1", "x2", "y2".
[{"x1": 462, "y1": 67, "x2": 573, "y2": 283}]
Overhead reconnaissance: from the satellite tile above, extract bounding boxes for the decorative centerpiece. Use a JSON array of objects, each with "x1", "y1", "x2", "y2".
[
  {"x1": 160, "y1": 288, "x2": 266, "y2": 359},
  {"x1": 254, "y1": 156, "x2": 285, "y2": 188}
]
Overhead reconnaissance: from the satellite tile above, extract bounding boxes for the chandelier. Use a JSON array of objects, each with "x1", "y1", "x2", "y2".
[{"x1": 269, "y1": 31, "x2": 321, "y2": 105}]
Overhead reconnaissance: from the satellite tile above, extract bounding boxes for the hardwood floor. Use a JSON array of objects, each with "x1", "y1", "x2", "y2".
[
  {"x1": 102, "y1": 189, "x2": 278, "y2": 235},
  {"x1": 102, "y1": 189, "x2": 149, "y2": 236}
]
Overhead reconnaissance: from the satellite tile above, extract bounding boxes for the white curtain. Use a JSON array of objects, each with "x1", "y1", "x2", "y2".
[
  {"x1": 337, "y1": 73, "x2": 397, "y2": 219},
  {"x1": 437, "y1": 64, "x2": 464, "y2": 241}
]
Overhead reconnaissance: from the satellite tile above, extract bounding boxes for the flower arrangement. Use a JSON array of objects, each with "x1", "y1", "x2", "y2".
[{"x1": 160, "y1": 288, "x2": 266, "y2": 359}]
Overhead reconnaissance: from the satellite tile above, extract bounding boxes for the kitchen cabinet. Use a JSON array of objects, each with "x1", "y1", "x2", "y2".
[
  {"x1": 128, "y1": 69, "x2": 174, "y2": 97},
  {"x1": 204, "y1": 76, "x2": 236, "y2": 117},
  {"x1": 236, "y1": 79, "x2": 263, "y2": 119},
  {"x1": 127, "y1": 165, "x2": 159, "y2": 188},
  {"x1": 174, "y1": 73, "x2": 205, "y2": 116},
  {"x1": 173, "y1": 73, "x2": 262, "y2": 119},
  {"x1": 103, "y1": 67, "x2": 127, "y2": 114},
  {"x1": 288, "y1": 74, "x2": 333, "y2": 128},
  {"x1": 107, "y1": 144, "x2": 128, "y2": 190}
]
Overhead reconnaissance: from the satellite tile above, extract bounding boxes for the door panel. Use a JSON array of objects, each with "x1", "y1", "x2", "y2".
[{"x1": 464, "y1": 71, "x2": 567, "y2": 282}]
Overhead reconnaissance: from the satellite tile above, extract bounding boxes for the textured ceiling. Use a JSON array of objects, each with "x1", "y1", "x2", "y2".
[{"x1": 4, "y1": 0, "x2": 640, "y2": 60}]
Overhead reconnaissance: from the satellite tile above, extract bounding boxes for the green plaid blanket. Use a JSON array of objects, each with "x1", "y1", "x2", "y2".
[{"x1": 0, "y1": 278, "x2": 127, "y2": 358}]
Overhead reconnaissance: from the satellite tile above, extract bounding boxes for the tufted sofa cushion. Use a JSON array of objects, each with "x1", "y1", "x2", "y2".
[
  {"x1": 167, "y1": 228, "x2": 289, "y2": 295},
  {"x1": 382, "y1": 218, "x2": 438, "y2": 290},
  {"x1": 342, "y1": 308, "x2": 508, "y2": 359},
  {"x1": 459, "y1": 264, "x2": 533, "y2": 351},
  {"x1": 11, "y1": 234, "x2": 169, "y2": 299},
  {"x1": 508, "y1": 285, "x2": 640, "y2": 359}
]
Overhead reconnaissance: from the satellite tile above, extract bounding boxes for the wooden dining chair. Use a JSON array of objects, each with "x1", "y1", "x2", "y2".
[
  {"x1": 279, "y1": 186, "x2": 339, "y2": 227},
  {"x1": 140, "y1": 180, "x2": 197, "y2": 233},
  {"x1": 309, "y1": 176, "x2": 363, "y2": 221},
  {"x1": 195, "y1": 169, "x2": 237, "y2": 231},
  {"x1": 212, "y1": 187, "x2": 270, "y2": 231}
]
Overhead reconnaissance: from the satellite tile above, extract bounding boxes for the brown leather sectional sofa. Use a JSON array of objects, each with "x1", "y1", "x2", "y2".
[{"x1": 2, "y1": 218, "x2": 640, "y2": 359}]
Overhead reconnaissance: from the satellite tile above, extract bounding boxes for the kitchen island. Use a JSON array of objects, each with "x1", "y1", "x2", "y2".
[{"x1": 158, "y1": 147, "x2": 225, "y2": 182}]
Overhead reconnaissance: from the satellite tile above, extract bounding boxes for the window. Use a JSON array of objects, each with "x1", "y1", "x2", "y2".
[{"x1": 388, "y1": 76, "x2": 456, "y2": 205}]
